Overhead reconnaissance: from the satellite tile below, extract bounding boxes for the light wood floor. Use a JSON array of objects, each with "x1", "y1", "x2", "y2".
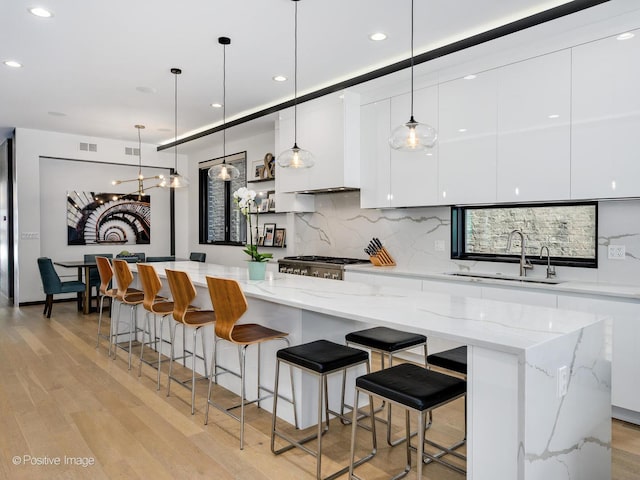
[{"x1": 1, "y1": 301, "x2": 639, "y2": 479}]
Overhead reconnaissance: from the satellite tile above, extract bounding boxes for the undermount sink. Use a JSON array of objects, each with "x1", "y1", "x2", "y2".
[{"x1": 445, "y1": 271, "x2": 565, "y2": 285}]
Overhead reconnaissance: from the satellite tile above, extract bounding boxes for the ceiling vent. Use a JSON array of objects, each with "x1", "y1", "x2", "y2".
[
  {"x1": 80, "y1": 142, "x2": 97, "y2": 152},
  {"x1": 125, "y1": 147, "x2": 140, "y2": 156}
]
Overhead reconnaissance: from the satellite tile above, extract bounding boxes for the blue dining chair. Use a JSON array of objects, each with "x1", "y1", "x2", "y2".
[
  {"x1": 37, "y1": 257, "x2": 86, "y2": 318},
  {"x1": 84, "y1": 253, "x2": 113, "y2": 309},
  {"x1": 189, "y1": 252, "x2": 206, "y2": 262}
]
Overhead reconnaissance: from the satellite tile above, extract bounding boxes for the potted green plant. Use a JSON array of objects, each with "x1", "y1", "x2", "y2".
[{"x1": 233, "y1": 187, "x2": 273, "y2": 280}]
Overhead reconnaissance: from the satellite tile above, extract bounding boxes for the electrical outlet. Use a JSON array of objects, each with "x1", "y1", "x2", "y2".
[
  {"x1": 434, "y1": 240, "x2": 445, "y2": 252},
  {"x1": 557, "y1": 366, "x2": 569, "y2": 397},
  {"x1": 608, "y1": 244, "x2": 626, "y2": 260}
]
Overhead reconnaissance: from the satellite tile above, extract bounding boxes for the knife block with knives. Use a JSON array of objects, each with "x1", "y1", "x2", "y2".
[{"x1": 365, "y1": 237, "x2": 396, "y2": 266}]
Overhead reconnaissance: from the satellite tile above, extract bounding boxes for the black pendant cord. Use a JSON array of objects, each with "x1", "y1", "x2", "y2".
[
  {"x1": 174, "y1": 71, "x2": 178, "y2": 171},
  {"x1": 222, "y1": 42, "x2": 227, "y2": 161},
  {"x1": 137, "y1": 126, "x2": 142, "y2": 177},
  {"x1": 293, "y1": 0, "x2": 298, "y2": 148},
  {"x1": 410, "y1": 0, "x2": 415, "y2": 122}
]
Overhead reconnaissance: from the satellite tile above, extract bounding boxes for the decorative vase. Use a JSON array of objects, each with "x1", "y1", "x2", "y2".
[{"x1": 248, "y1": 261, "x2": 267, "y2": 280}]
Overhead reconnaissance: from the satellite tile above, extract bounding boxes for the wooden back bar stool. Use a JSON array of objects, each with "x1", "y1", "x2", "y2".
[
  {"x1": 349, "y1": 363, "x2": 467, "y2": 479},
  {"x1": 95, "y1": 256, "x2": 118, "y2": 353},
  {"x1": 165, "y1": 269, "x2": 216, "y2": 415},
  {"x1": 204, "y1": 276, "x2": 294, "y2": 450},
  {"x1": 271, "y1": 339, "x2": 375, "y2": 480},
  {"x1": 342, "y1": 326, "x2": 428, "y2": 446},
  {"x1": 111, "y1": 259, "x2": 144, "y2": 370},
  {"x1": 136, "y1": 264, "x2": 175, "y2": 390}
]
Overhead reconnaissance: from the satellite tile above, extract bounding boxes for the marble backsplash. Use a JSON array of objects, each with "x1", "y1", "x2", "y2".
[{"x1": 293, "y1": 191, "x2": 640, "y2": 286}]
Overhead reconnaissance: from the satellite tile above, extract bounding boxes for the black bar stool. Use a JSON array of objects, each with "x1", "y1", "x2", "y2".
[
  {"x1": 428, "y1": 345, "x2": 468, "y2": 448},
  {"x1": 342, "y1": 326, "x2": 427, "y2": 446},
  {"x1": 349, "y1": 363, "x2": 467, "y2": 479},
  {"x1": 271, "y1": 339, "x2": 375, "y2": 480}
]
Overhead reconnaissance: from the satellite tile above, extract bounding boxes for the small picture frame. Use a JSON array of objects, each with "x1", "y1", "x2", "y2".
[
  {"x1": 258, "y1": 197, "x2": 269, "y2": 213},
  {"x1": 268, "y1": 192, "x2": 276, "y2": 212},
  {"x1": 263, "y1": 223, "x2": 276, "y2": 247},
  {"x1": 274, "y1": 228, "x2": 286, "y2": 248},
  {"x1": 252, "y1": 159, "x2": 265, "y2": 180}
]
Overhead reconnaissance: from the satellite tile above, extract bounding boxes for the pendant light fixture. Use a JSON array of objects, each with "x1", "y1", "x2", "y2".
[
  {"x1": 388, "y1": 0, "x2": 437, "y2": 152},
  {"x1": 208, "y1": 36, "x2": 240, "y2": 181},
  {"x1": 167, "y1": 67, "x2": 189, "y2": 188},
  {"x1": 277, "y1": 0, "x2": 314, "y2": 169},
  {"x1": 111, "y1": 124, "x2": 166, "y2": 199}
]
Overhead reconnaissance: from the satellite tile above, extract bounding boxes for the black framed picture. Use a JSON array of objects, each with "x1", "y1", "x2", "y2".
[
  {"x1": 274, "y1": 228, "x2": 286, "y2": 247},
  {"x1": 263, "y1": 223, "x2": 276, "y2": 246}
]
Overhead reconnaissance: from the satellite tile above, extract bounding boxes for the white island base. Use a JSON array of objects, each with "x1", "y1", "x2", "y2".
[{"x1": 133, "y1": 262, "x2": 611, "y2": 480}]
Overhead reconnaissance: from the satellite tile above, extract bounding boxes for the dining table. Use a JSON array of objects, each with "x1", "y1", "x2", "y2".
[{"x1": 54, "y1": 260, "x2": 97, "y2": 314}]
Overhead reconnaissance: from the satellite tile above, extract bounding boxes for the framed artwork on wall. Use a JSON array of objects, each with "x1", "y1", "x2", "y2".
[{"x1": 67, "y1": 191, "x2": 151, "y2": 245}]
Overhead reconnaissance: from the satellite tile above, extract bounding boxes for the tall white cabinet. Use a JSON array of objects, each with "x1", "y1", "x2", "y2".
[
  {"x1": 360, "y1": 99, "x2": 392, "y2": 208},
  {"x1": 388, "y1": 87, "x2": 439, "y2": 207},
  {"x1": 571, "y1": 29, "x2": 640, "y2": 199},
  {"x1": 438, "y1": 71, "x2": 497, "y2": 205},
  {"x1": 496, "y1": 50, "x2": 571, "y2": 203}
]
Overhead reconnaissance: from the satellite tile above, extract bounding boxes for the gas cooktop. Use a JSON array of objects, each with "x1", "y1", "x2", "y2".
[{"x1": 281, "y1": 256, "x2": 369, "y2": 265}]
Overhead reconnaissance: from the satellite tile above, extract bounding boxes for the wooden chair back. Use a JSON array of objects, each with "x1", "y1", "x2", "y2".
[
  {"x1": 112, "y1": 259, "x2": 134, "y2": 301},
  {"x1": 165, "y1": 269, "x2": 197, "y2": 324},
  {"x1": 137, "y1": 263, "x2": 162, "y2": 312},
  {"x1": 206, "y1": 276, "x2": 248, "y2": 343},
  {"x1": 95, "y1": 256, "x2": 114, "y2": 296}
]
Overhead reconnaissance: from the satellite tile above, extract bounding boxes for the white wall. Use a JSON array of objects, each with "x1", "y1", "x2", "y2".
[
  {"x1": 185, "y1": 126, "x2": 276, "y2": 266},
  {"x1": 14, "y1": 128, "x2": 188, "y2": 304}
]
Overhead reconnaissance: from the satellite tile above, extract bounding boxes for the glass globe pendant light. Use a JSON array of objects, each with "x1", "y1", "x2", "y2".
[
  {"x1": 277, "y1": 0, "x2": 314, "y2": 169},
  {"x1": 167, "y1": 67, "x2": 189, "y2": 188},
  {"x1": 388, "y1": 0, "x2": 437, "y2": 151},
  {"x1": 208, "y1": 37, "x2": 240, "y2": 181}
]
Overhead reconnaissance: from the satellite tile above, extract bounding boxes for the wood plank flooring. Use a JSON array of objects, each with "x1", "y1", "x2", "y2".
[{"x1": 1, "y1": 301, "x2": 638, "y2": 479}]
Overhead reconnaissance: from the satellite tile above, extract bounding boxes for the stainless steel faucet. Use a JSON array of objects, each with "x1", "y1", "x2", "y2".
[
  {"x1": 507, "y1": 229, "x2": 533, "y2": 277},
  {"x1": 539, "y1": 246, "x2": 556, "y2": 279}
]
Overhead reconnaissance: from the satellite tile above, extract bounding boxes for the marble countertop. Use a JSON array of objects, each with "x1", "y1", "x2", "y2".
[
  {"x1": 137, "y1": 261, "x2": 606, "y2": 356},
  {"x1": 345, "y1": 264, "x2": 640, "y2": 301}
]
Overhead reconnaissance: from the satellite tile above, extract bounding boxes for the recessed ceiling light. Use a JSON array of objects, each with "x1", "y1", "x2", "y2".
[
  {"x1": 458, "y1": 128, "x2": 467, "y2": 133},
  {"x1": 369, "y1": 32, "x2": 387, "y2": 41},
  {"x1": 29, "y1": 7, "x2": 53, "y2": 18},
  {"x1": 4, "y1": 60, "x2": 22, "y2": 68},
  {"x1": 210, "y1": 103, "x2": 223, "y2": 108},
  {"x1": 47, "y1": 111, "x2": 66, "y2": 117},
  {"x1": 273, "y1": 75, "x2": 287, "y2": 82},
  {"x1": 548, "y1": 114, "x2": 560, "y2": 119},
  {"x1": 463, "y1": 74, "x2": 477, "y2": 80},
  {"x1": 136, "y1": 86, "x2": 157, "y2": 94},
  {"x1": 617, "y1": 32, "x2": 635, "y2": 41}
]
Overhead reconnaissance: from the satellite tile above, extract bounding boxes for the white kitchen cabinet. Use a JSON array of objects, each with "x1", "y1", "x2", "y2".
[
  {"x1": 276, "y1": 90, "x2": 360, "y2": 193},
  {"x1": 438, "y1": 70, "x2": 497, "y2": 205},
  {"x1": 480, "y1": 285, "x2": 557, "y2": 307},
  {"x1": 421, "y1": 279, "x2": 482, "y2": 298},
  {"x1": 496, "y1": 50, "x2": 571, "y2": 202},
  {"x1": 557, "y1": 295, "x2": 640, "y2": 417},
  {"x1": 389, "y1": 86, "x2": 440, "y2": 207},
  {"x1": 571, "y1": 29, "x2": 640, "y2": 199},
  {"x1": 360, "y1": 99, "x2": 391, "y2": 208}
]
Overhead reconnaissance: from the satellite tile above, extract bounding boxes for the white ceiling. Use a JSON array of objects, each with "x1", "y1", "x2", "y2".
[{"x1": 0, "y1": 0, "x2": 623, "y2": 150}]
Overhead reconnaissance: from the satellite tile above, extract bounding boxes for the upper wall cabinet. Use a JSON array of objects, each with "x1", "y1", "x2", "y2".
[
  {"x1": 571, "y1": 30, "x2": 640, "y2": 199},
  {"x1": 276, "y1": 90, "x2": 360, "y2": 193},
  {"x1": 360, "y1": 99, "x2": 392, "y2": 208},
  {"x1": 438, "y1": 70, "x2": 497, "y2": 205},
  {"x1": 496, "y1": 50, "x2": 571, "y2": 203},
  {"x1": 389, "y1": 86, "x2": 439, "y2": 207}
]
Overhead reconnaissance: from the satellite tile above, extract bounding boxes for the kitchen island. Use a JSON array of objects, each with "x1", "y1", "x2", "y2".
[{"x1": 135, "y1": 261, "x2": 610, "y2": 480}]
